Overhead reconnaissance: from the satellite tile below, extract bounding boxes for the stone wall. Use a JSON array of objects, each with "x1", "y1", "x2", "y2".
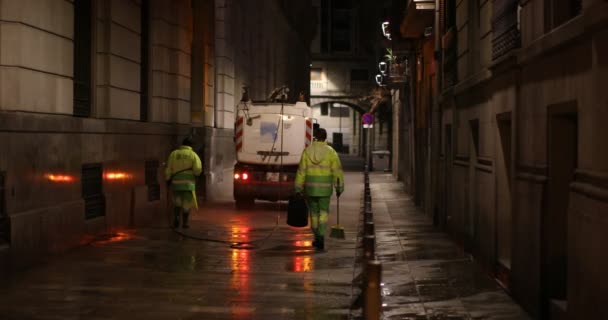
[
  {"x1": 0, "y1": 0, "x2": 73, "y2": 114},
  {"x1": 202, "y1": 0, "x2": 314, "y2": 201},
  {"x1": 511, "y1": 2, "x2": 608, "y2": 317},
  {"x1": 430, "y1": 0, "x2": 608, "y2": 318},
  {"x1": 0, "y1": 0, "x2": 192, "y2": 264}
]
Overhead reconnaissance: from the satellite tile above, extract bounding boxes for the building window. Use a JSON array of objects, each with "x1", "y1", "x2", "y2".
[
  {"x1": 321, "y1": 103, "x2": 329, "y2": 116},
  {"x1": 82, "y1": 164, "x2": 105, "y2": 219},
  {"x1": 311, "y1": 68, "x2": 323, "y2": 81},
  {"x1": 350, "y1": 69, "x2": 369, "y2": 81},
  {"x1": 145, "y1": 160, "x2": 160, "y2": 201},
  {"x1": 331, "y1": 0, "x2": 352, "y2": 52},
  {"x1": 140, "y1": 0, "x2": 150, "y2": 121},
  {"x1": 545, "y1": 0, "x2": 582, "y2": 31},
  {"x1": 470, "y1": 119, "x2": 480, "y2": 156},
  {"x1": 321, "y1": 0, "x2": 329, "y2": 53},
  {"x1": 73, "y1": 0, "x2": 92, "y2": 117},
  {"x1": 330, "y1": 106, "x2": 350, "y2": 118}
]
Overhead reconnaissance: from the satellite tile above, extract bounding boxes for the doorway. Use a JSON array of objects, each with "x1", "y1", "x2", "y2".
[
  {"x1": 543, "y1": 106, "x2": 577, "y2": 319},
  {"x1": 0, "y1": 171, "x2": 8, "y2": 245},
  {"x1": 442, "y1": 124, "x2": 453, "y2": 231},
  {"x1": 496, "y1": 112, "x2": 512, "y2": 288},
  {"x1": 466, "y1": 119, "x2": 480, "y2": 252}
]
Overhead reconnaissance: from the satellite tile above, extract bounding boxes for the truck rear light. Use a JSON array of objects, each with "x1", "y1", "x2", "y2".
[
  {"x1": 234, "y1": 173, "x2": 240, "y2": 180},
  {"x1": 242, "y1": 173, "x2": 249, "y2": 180}
]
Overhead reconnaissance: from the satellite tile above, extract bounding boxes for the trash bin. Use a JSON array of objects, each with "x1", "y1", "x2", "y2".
[{"x1": 372, "y1": 150, "x2": 390, "y2": 172}]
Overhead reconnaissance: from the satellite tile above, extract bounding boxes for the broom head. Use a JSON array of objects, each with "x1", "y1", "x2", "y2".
[{"x1": 330, "y1": 224, "x2": 345, "y2": 239}]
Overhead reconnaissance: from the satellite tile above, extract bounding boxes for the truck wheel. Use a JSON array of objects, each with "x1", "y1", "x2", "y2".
[{"x1": 235, "y1": 196, "x2": 254, "y2": 209}]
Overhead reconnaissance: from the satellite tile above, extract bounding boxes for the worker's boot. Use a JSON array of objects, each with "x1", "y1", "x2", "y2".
[
  {"x1": 182, "y1": 210, "x2": 190, "y2": 229},
  {"x1": 173, "y1": 207, "x2": 181, "y2": 228},
  {"x1": 317, "y1": 236, "x2": 324, "y2": 251}
]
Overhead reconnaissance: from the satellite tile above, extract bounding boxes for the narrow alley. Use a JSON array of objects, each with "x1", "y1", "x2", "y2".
[
  {"x1": 0, "y1": 171, "x2": 529, "y2": 319},
  {"x1": 1, "y1": 0, "x2": 607, "y2": 319}
]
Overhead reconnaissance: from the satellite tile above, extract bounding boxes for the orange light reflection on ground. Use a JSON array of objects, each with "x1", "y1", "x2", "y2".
[
  {"x1": 231, "y1": 226, "x2": 250, "y2": 240},
  {"x1": 231, "y1": 249, "x2": 250, "y2": 273},
  {"x1": 230, "y1": 248, "x2": 251, "y2": 316},
  {"x1": 293, "y1": 256, "x2": 313, "y2": 272},
  {"x1": 90, "y1": 231, "x2": 135, "y2": 246},
  {"x1": 45, "y1": 174, "x2": 74, "y2": 183}
]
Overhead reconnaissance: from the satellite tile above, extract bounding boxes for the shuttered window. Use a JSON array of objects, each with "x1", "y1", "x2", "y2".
[{"x1": 73, "y1": 0, "x2": 92, "y2": 117}]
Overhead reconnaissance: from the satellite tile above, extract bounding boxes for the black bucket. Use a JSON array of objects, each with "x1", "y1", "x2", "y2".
[{"x1": 287, "y1": 195, "x2": 308, "y2": 227}]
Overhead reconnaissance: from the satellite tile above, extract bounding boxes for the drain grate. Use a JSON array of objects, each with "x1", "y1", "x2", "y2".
[
  {"x1": 82, "y1": 164, "x2": 105, "y2": 219},
  {"x1": 0, "y1": 172, "x2": 8, "y2": 243},
  {"x1": 145, "y1": 160, "x2": 160, "y2": 201}
]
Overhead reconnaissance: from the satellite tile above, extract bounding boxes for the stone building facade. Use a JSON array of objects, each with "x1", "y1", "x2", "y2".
[
  {"x1": 0, "y1": 0, "x2": 314, "y2": 266},
  {"x1": 309, "y1": 0, "x2": 388, "y2": 158},
  {"x1": 392, "y1": 0, "x2": 608, "y2": 318},
  {"x1": 200, "y1": 0, "x2": 315, "y2": 201}
]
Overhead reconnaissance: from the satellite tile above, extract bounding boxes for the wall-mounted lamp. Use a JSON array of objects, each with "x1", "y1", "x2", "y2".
[
  {"x1": 379, "y1": 61, "x2": 388, "y2": 75},
  {"x1": 381, "y1": 21, "x2": 391, "y2": 40},
  {"x1": 375, "y1": 74, "x2": 385, "y2": 86},
  {"x1": 424, "y1": 26, "x2": 433, "y2": 37}
]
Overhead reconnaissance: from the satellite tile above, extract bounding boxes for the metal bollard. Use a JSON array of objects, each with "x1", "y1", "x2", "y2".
[
  {"x1": 364, "y1": 220, "x2": 375, "y2": 236},
  {"x1": 363, "y1": 235, "x2": 375, "y2": 261},
  {"x1": 364, "y1": 208, "x2": 373, "y2": 223},
  {"x1": 364, "y1": 260, "x2": 382, "y2": 320}
]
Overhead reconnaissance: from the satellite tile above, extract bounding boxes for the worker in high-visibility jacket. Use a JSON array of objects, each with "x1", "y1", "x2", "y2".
[
  {"x1": 165, "y1": 137, "x2": 202, "y2": 229},
  {"x1": 295, "y1": 128, "x2": 345, "y2": 250}
]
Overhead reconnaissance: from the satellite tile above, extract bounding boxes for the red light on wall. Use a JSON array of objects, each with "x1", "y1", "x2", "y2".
[
  {"x1": 45, "y1": 174, "x2": 74, "y2": 183},
  {"x1": 105, "y1": 172, "x2": 130, "y2": 180}
]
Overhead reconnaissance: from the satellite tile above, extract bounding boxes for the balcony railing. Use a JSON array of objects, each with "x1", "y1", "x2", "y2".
[
  {"x1": 311, "y1": 81, "x2": 326, "y2": 90},
  {"x1": 492, "y1": 0, "x2": 521, "y2": 60}
]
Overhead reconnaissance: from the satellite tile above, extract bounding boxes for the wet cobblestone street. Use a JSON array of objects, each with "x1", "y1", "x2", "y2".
[
  {"x1": 0, "y1": 172, "x2": 530, "y2": 319},
  {"x1": 369, "y1": 174, "x2": 530, "y2": 320}
]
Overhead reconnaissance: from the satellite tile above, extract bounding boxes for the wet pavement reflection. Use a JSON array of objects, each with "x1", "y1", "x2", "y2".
[
  {"x1": 0, "y1": 172, "x2": 530, "y2": 319},
  {"x1": 366, "y1": 174, "x2": 531, "y2": 320},
  {"x1": 0, "y1": 174, "x2": 362, "y2": 320}
]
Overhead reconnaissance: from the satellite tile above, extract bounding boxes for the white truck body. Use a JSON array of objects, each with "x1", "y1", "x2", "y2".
[
  {"x1": 233, "y1": 101, "x2": 313, "y2": 205},
  {"x1": 235, "y1": 101, "x2": 312, "y2": 166}
]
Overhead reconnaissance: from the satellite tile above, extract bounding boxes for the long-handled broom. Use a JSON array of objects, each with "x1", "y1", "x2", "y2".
[{"x1": 330, "y1": 179, "x2": 345, "y2": 239}]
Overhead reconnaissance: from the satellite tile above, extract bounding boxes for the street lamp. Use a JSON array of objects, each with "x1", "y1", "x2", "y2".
[
  {"x1": 381, "y1": 21, "x2": 391, "y2": 40},
  {"x1": 379, "y1": 61, "x2": 387, "y2": 75}
]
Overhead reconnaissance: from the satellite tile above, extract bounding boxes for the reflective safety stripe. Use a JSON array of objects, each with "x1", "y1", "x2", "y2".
[
  {"x1": 308, "y1": 164, "x2": 331, "y2": 170},
  {"x1": 304, "y1": 182, "x2": 332, "y2": 188},
  {"x1": 172, "y1": 180, "x2": 194, "y2": 184},
  {"x1": 295, "y1": 141, "x2": 345, "y2": 197}
]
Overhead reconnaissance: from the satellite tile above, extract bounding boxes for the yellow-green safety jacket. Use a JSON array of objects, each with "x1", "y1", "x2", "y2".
[
  {"x1": 164, "y1": 145, "x2": 203, "y2": 191},
  {"x1": 295, "y1": 141, "x2": 345, "y2": 197}
]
